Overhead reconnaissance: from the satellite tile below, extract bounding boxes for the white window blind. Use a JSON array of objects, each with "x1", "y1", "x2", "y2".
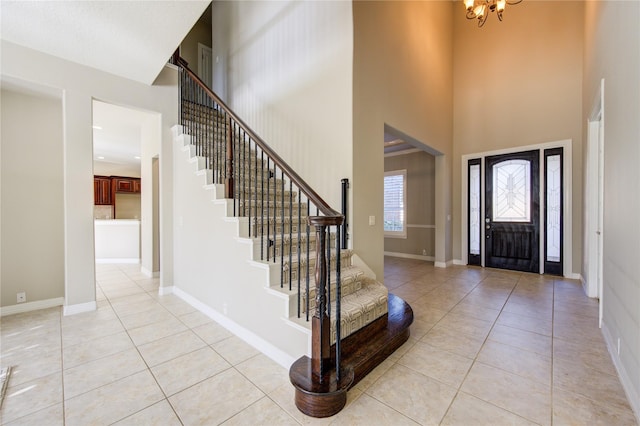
[{"x1": 384, "y1": 170, "x2": 406, "y2": 238}]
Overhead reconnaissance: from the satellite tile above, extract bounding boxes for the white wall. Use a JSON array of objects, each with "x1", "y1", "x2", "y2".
[
  {"x1": 583, "y1": 1, "x2": 640, "y2": 417},
  {"x1": 1, "y1": 40, "x2": 177, "y2": 313},
  {"x1": 211, "y1": 0, "x2": 353, "y2": 210},
  {"x1": 1, "y1": 88, "x2": 64, "y2": 308},
  {"x1": 93, "y1": 160, "x2": 140, "y2": 177}
]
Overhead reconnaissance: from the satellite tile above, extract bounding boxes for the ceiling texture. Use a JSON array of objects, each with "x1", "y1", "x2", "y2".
[{"x1": 1, "y1": 0, "x2": 210, "y2": 85}]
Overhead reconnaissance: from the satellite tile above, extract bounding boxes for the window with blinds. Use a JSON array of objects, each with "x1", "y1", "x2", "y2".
[{"x1": 384, "y1": 170, "x2": 407, "y2": 238}]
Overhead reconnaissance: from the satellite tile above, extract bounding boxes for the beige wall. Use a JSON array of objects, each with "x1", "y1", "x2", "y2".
[
  {"x1": 93, "y1": 161, "x2": 140, "y2": 178},
  {"x1": 212, "y1": 0, "x2": 353, "y2": 210},
  {"x1": 353, "y1": 1, "x2": 454, "y2": 278},
  {"x1": 384, "y1": 151, "x2": 436, "y2": 259},
  {"x1": 583, "y1": 0, "x2": 640, "y2": 414},
  {"x1": 180, "y1": 4, "x2": 212, "y2": 82},
  {"x1": 452, "y1": 1, "x2": 584, "y2": 274},
  {"x1": 1, "y1": 88, "x2": 64, "y2": 307}
]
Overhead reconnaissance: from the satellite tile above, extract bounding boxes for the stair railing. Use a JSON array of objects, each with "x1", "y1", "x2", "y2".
[{"x1": 176, "y1": 58, "x2": 344, "y2": 381}]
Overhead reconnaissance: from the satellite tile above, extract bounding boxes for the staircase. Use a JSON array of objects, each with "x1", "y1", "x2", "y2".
[{"x1": 172, "y1": 58, "x2": 413, "y2": 418}]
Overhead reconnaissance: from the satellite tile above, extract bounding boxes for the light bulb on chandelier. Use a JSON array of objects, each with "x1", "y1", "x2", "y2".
[{"x1": 464, "y1": 0, "x2": 522, "y2": 27}]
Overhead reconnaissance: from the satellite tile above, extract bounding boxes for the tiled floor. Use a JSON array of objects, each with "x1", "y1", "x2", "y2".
[{"x1": 1, "y1": 258, "x2": 637, "y2": 425}]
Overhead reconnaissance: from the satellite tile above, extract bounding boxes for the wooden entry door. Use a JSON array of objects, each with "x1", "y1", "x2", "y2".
[{"x1": 485, "y1": 150, "x2": 540, "y2": 273}]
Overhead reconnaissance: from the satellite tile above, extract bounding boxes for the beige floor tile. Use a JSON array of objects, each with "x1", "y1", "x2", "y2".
[
  {"x1": 63, "y1": 348, "x2": 147, "y2": 399},
  {"x1": 353, "y1": 358, "x2": 395, "y2": 392},
  {"x1": 1, "y1": 325, "x2": 61, "y2": 356},
  {"x1": 553, "y1": 336, "x2": 617, "y2": 376},
  {"x1": 488, "y1": 324, "x2": 552, "y2": 357},
  {"x1": 408, "y1": 318, "x2": 436, "y2": 340},
  {"x1": 192, "y1": 321, "x2": 234, "y2": 344},
  {"x1": 496, "y1": 310, "x2": 553, "y2": 336},
  {"x1": 110, "y1": 294, "x2": 159, "y2": 317},
  {"x1": 157, "y1": 298, "x2": 197, "y2": 316},
  {"x1": 212, "y1": 336, "x2": 260, "y2": 366},
  {"x1": 118, "y1": 306, "x2": 176, "y2": 330},
  {"x1": 1, "y1": 402, "x2": 64, "y2": 426},
  {"x1": 441, "y1": 391, "x2": 538, "y2": 425},
  {"x1": 221, "y1": 396, "x2": 299, "y2": 426},
  {"x1": 366, "y1": 364, "x2": 457, "y2": 425},
  {"x1": 61, "y1": 317, "x2": 125, "y2": 347},
  {"x1": 553, "y1": 388, "x2": 638, "y2": 426},
  {"x1": 476, "y1": 340, "x2": 552, "y2": 386},
  {"x1": 179, "y1": 309, "x2": 213, "y2": 328},
  {"x1": 62, "y1": 331, "x2": 134, "y2": 369},
  {"x1": 151, "y1": 346, "x2": 231, "y2": 396},
  {"x1": 64, "y1": 370, "x2": 164, "y2": 426},
  {"x1": 430, "y1": 312, "x2": 494, "y2": 339},
  {"x1": 1, "y1": 346, "x2": 61, "y2": 386},
  {"x1": 235, "y1": 353, "x2": 290, "y2": 395},
  {"x1": 449, "y1": 301, "x2": 501, "y2": 322},
  {"x1": 553, "y1": 357, "x2": 632, "y2": 413},
  {"x1": 1, "y1": 372, "x2": 62, "y2": 424},
  {"x1": 386, "y1": 337, "x2": 418, "y2": 361},
  {"x1": 136, "y1": 278, "x2": 160, "y2": 293},
  {"x1": 503, "y1": 299, "x2": 553, "y2": 319},
  {"x1": 102, "y1": 284, "x2": 147, "y2": 300},
  {"x1": 421, "y1": 326, "x2": 485, "y2": 359},
  {"x1": 461, "y1": 362, "x2": 551, "y2": 425},
  {"x1": 169, "y1": 368, "x2": 264, "y2": 425},
  {"x1": 137, "y1": 329, "x2": 205, "y2": 367},
  {"x1": 397, "y1": 341, "x2": 473, "y2": 388},
  {"x1": 408, "y1": 301, "x2": 448, "y2": 325},
  {"x1": 113, "y1": 400, "x2": 182, "y2": 426},
  {"x1": 331, "y1": 393, "x2": 418, "y2": 426},
  {"x1": 127, "y1": 316, "x2": 189, "y2": 346}
]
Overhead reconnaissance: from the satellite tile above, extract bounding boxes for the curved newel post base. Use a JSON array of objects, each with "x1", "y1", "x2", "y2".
[{"x1": 289, "y1": 357, "x2": 354, "y2": 418}]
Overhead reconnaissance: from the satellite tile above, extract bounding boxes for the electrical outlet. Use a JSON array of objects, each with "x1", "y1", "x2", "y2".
[
  {"x1": 17, "y1": 292, "x2": 26, "y2": 303},
  {"x1": 368, "y1": 216, "x2": 375, "y2": 226}
]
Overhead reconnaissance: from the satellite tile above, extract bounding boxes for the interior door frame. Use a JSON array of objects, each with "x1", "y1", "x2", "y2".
[
  {"x1": 460, "y1": 139, "x2": 575, "y2": 278},
  {"x1": 585, "y1": 79, "x2": 605, "y2": 324}
]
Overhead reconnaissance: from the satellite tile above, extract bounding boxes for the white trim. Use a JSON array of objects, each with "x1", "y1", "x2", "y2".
[
  {"x1": 453, "y1": 259, "x2": 466, "y2": 266},
  {"x1": 406, "y1": 224, "x2": 436, "y2": 229},
  {"x1": 0, "y1": 297, "x2": 64, "y2": 317},
  {"x1": 158, "y1": 285, "x2": 174, "y2": 296},
  {"x1": 141, "y1": 267, "x2": 160, "y2": 278},
  {"x1": 63, "y1": 300, "x2": 97, "y2": 316},
  {"x1": 460, "y1": 139, "x2": 574, "y2": 277},
  {"x1": 384, "y1": 251, "x2": 435, "y2": 262},
  {"x1": 172, "y1": 286, "x2": 296, "y2": 369},
  {"x1": 384, "y1": 148, "x2": 421, "y2": 158},
  {"x1": 95, "y1": 258, "x2": 140, "y2": 264},
  {"x1": 602, "y1": 321, "x2": 640, "y2": 422},
  {"x1": 435, "y1": 260, "x2": 453, "y2": 268}
]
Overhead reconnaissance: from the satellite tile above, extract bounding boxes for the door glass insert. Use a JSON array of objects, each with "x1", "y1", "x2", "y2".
[
  {"x1": 546, "y1": 153, "x2": 562, "y2": 263},
  {"x1": 469, "y1": 163, "x2": 481, "y2": 255},
  {"x1": 492, "y1": 159, "x2": 531, "y2": 222}
]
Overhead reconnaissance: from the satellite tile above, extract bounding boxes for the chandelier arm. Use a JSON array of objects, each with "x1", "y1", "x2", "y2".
[
  {"x1": 506, "y1": 0, "x2": 522, "y2": 4},
  {"x1": 466, "y1": 10, "x2": 478, "y2": 20}
]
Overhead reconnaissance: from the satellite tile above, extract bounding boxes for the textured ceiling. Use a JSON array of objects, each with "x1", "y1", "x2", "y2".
[{"x1": 1, "y1": 0, "x2": 210, "y2": 84}]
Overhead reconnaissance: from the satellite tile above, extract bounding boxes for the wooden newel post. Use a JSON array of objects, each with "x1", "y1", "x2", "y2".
[
  {"x1": 311, "y1": 222, "x2": 330, "y2": 379},
  {"x1": 225, "y1": 115, "x2": 234, "y2": 199}
]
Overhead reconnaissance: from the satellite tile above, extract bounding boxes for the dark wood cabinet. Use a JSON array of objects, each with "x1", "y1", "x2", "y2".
[
  {"x1": 94, "y1": 176, "x2": 112, "y2": 205},
  {"x1": 94, "y1": 176, "x2": 141, "y2": 206},
  {"x1": 112, "y1": 177, "x2": 141, "y2": 194}
]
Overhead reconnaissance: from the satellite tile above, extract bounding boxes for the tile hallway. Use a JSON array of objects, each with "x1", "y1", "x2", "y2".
[{"x1": 0, "y1": 258, "x2": 637, "y2": 425}]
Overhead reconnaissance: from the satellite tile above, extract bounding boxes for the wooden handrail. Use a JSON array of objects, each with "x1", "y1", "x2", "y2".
[{"x1": 176, "y1": 58, "x2": 342, "y2": 220}]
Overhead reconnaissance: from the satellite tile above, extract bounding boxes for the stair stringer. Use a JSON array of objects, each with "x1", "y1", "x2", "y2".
[{"x1": 172, "y1": 126, "x2": 310, "y2": 367}]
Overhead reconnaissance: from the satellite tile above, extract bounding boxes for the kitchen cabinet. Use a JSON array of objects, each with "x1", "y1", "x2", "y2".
[
  {"x1": 94, "y1": 176, "x2": 112, "y2": 205},
  {"x1": 113, "y1": 177, "x2": 140, "y2": 194}
]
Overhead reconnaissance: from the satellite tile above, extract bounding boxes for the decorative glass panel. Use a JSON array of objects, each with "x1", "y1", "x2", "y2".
[
  {"x1": 469, "y1": 164, "x2": 481, "y2": 255},
  {"x1": 492, "y1": 159, "x2": 531, "y2": 222},
  {"x1": 546, "y1": 155, "x2": 561, "y2": 262},
  {"x1": 384, "y1": 170, "x2": 406, "y2": 236}
]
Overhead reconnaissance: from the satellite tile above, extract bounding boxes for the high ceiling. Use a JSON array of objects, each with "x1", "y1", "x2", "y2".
[{"x1": 1, "y1": 0, "x2": 210, "y2": 84}]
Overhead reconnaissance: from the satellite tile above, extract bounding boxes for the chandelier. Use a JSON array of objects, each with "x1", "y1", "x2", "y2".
[{"x1": 464, "y1": 0, "x2": 523, "y2": 27}]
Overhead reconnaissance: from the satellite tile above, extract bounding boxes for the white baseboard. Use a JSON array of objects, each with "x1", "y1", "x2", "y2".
[
  {"x1": 564, "y1": 272, "x2": 581, "y2": 280},
  {"x1": 434, "y1": 260, "x2": 454, "y2": 268},
  {"x1": 453, "y1": 259, "x2": 466, "y2": 266},
  {"x1": 141, "y1": 267, "x2": 160, "y2": 278},
  {"x1": 96, "y1": 258, "x2": 140, "y2": 264},
  {"x1": 64, "y1": 301, "x2": 97, "y2": 316},
  {"x1": 0, "y1": 297, "x2": 64, "y2": 317},
  {"x1": 172, "y1": 286, "x2": 296, "y2": 369},
  {"x1": 384, "y1": 251, "x2": 435, "y2": 262},
  {"x1": 601, "y1": 321, "x2": 640, "y2": 423},
  {"x1": 158, "y1": 286, "x2": 174, "y2": 296}
]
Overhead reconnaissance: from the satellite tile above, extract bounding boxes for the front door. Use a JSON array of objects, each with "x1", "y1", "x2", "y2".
[{"x1": 485, "y1": 150, "x2": 540, "y2": 273}]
